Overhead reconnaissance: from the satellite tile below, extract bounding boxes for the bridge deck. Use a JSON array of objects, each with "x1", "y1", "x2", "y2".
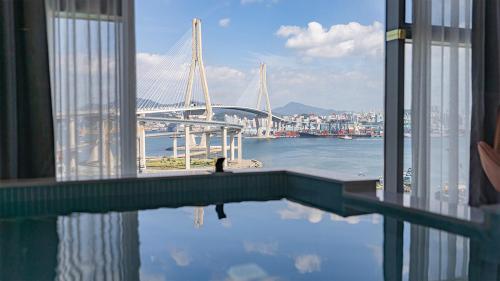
[
  {"x1": 137, "y1": 116, "x2": 244, "y2": 130},
  {"x1": 137, "y1": 105, "x2": 284, "y2": 122}
]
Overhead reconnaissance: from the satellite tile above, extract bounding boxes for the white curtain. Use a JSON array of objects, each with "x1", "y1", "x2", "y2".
[
  {"x1": 410, "y1": 1, "x2": 472, "y2": 280},
  {"x1": 45, "y1": 0, "x2": 136, "y2": 180},
  {"x1": 411, "y1": 0, "x2": 472, "y2": 206}
]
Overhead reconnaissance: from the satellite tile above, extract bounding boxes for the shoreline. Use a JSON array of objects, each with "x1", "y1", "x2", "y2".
[{"x1": 144, "y1": 156, "x2": 263, "y2": 172}]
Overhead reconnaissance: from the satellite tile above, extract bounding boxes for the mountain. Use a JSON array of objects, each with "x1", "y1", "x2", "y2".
[{"x1": 273, "y1": 102, "x2": 336, "y2": 116}]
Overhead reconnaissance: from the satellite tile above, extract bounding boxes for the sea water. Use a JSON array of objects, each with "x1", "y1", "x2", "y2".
[{"x1": 146, "y1": 136, "x2": 411, "y2": 178}]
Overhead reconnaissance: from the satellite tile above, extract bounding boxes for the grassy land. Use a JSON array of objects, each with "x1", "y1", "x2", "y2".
[{"x1": 146, "y1": 157, "x2": 216, "y2": 170}]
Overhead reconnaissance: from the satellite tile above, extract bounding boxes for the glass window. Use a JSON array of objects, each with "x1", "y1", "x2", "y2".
[{"x1": 134, "y1": 0, "x2": 387, "y2": 182}]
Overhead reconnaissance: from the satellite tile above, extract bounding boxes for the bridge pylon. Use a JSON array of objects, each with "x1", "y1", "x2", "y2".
[
  {"x1": 256, "y1": 63, "x2": 273, "y2": 138},
  {"x1": 184, "y1": 18, "x2": 213, "y2": 121}
]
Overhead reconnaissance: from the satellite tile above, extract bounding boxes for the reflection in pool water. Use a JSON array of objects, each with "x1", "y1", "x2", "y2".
[
  {"x1": 1, "y1": 198, "x2": 495, "y2": 280},
  {"x1": 138, "y1": 201, "x2": 385, "y2": 280}
]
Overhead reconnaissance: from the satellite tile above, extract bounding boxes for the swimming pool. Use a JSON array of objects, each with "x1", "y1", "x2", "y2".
[{"x1": 0, "y1": 170, "x2": 498, "y2": 280}]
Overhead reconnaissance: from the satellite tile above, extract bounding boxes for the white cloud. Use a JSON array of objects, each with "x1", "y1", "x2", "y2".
[
  {"x1": 371, "y1": 214, "x2": 381, "y2": 225},
  {"x1": 218, "y1": 18, "x2": 231, "y2": 28},
  {"x1": 278, "y1": 202, "x2": 324, "y2": 223},
  {"x1": 170, "y1": 249, "x2": 191, "y2": 267},
  {"x1": 264, "y1": 62, "x2": 383, "y2": 111},
  {"x1": 206, "y1": 65, "x2": 245, "y2": 80},
  {"x1": 136, "y1": 52, "x2": 248, "y2": 105},
  {"x1": 243, "y1": 241, "x2": 278, "y2": 256},
  {"x1": 276, "y1": 21, "x2": 384, "y2": 59},
  {"x1": 205, "y1": 65, "x2": 248, "y2": 104},
  {"x1": 294, "y1": 254, "x2": 322, "y2": 273},
  {"x1": 220, "y1": 218, "x2": 232, "y2": 228},
  {"x1": 246, "y1": 51, "x2": 384, "y2": 111},
  {"x1": 135, "y1": 50, "x2": 384, "y2": 112},
  {"x1": 330, "y1": 214, "x2": 360, "y2": 224},
  {"x1": 227, "y1": 264, "x2": 268, "y2": 280}
]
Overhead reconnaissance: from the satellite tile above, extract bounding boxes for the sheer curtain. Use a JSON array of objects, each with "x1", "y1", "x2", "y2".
[
  {"x1": 411, "y1": 0, "x2": 472, "y2": 207},
  {"x1": 45, "y1": 0, "x2": 136, "y2": 180},
  {"x1": 410, "y1": 1, "x2": 472, "y2": 280}
]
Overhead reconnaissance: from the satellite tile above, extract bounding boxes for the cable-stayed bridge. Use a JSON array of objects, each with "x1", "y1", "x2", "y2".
[
  {"x1": 136, "y1": 18, "x2": 284, "y2": 170},
  {"x1": 136, "y1": 18, "x2": 282, "y2": 124}
]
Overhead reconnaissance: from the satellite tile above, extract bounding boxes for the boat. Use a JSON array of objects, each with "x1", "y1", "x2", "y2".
[
  {"x1": 299, "y1": 132, "x2": 321, "y2": 138},
  {"x1": 340, "y1": 135, "x2": 352, "y2": 140},
  {"x1": 298, "y1": 131, "x2": 334, "y2": 138},
  {"x1": 274, "y1": 131, "x2": 299, "y2": 138}
]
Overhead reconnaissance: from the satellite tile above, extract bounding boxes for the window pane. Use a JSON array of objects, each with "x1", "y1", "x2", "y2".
[{"x1": 135, "y1": 1, "x2": 386, "y2": 183}]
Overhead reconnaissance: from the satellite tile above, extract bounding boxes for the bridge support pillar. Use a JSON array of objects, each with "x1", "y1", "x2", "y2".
[
  {"x1": 256, "y1": 118, "x2": 263, "y2": 137},
  {"x1": 200, "y1": 133, "x2": 207, "y2": 149},
  {"x1": 137, "y1": 122, "x2": 146, "y2": 171},
  {"x1": 237, "y1": 131, "x2": 243, "y2": 163},
  {"x1": 185, "y1": 126, "x2": 191, "y2": 170},
  {"x1": 265, "y1": 118, "x2": 271, "y2": 138},
  {"x1": 191, "y1": 134, "x2": 197, "y2": 147},
  {"x1": 172, "y1": 134, "x2": 178, "y2": 158},
  {"x1": 205, "y1": 132, "x2": 211, "y2": 158},
  {"x1": 222, "y1": 127, "x2": 228, "y2": 167},
  {"x1": 230, "y1": 133, "x2": 235, "y2": 161}
]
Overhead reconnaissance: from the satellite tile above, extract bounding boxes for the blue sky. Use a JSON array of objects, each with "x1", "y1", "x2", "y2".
[{"x1": 135, "y1": 0, "x2": 386, "y2": 111}]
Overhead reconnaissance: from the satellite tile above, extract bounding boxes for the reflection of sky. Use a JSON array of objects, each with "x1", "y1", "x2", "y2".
[{"x1": 138, "y1": 199, "x2": 384, "y2": 280}]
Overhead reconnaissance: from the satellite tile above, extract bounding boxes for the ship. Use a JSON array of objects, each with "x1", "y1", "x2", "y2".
[
  {"x1": 274, "y1": 131, "x2": 299, "y2": 138},
  {"x1": 298, "y1": 131, "x2": 335, "y2": 138}
]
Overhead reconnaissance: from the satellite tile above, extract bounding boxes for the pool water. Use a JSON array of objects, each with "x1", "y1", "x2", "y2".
[
  {"x1": 2, "y1": 198, "x2": 482, "y2": 281},
  {"x1": 137, "y1": 200, "x2": 384, "y2": 280}
]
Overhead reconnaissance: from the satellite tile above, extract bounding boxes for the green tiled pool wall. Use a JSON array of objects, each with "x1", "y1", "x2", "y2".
[
  {"x1": 287, "y1": 173, "x2": 346, "y2": 214},
  {"x1": 0, "y1": 172, "x2": 289, "y2": 218},
  {"x1": 1, "y1": 170, "x2": 495, "y2": 245}
]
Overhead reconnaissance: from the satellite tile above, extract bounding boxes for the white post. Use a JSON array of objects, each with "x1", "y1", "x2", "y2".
[
  {"x1": 238, "y1": 131, "x2": 243, "y2": 163},
  {"x1": 230, "y1": 133, "x2": 235, "y2": 161},
  {"x1": 185, "y1": 126, "x2": 191, "y2": 170},
  {"x1": 205, "y1": 132, "x2": 211, "y2": 158},
  {"x1": 137, "y1": 122, "x2": 146, "y2": 170},
  {"x1": 69, "y1": 118, "x2": 76, "y2": 172},
  {"x1": 173, "y1": 134, "x2": 178, "y2": 158},
  {"x1": 222, "y1": 127, "x2": 227, "y2": 167}
]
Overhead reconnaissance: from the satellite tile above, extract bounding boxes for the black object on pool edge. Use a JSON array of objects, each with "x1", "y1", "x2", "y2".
[{"x1": 215, "y1": 158, "x2": 225, "y2": 172}]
